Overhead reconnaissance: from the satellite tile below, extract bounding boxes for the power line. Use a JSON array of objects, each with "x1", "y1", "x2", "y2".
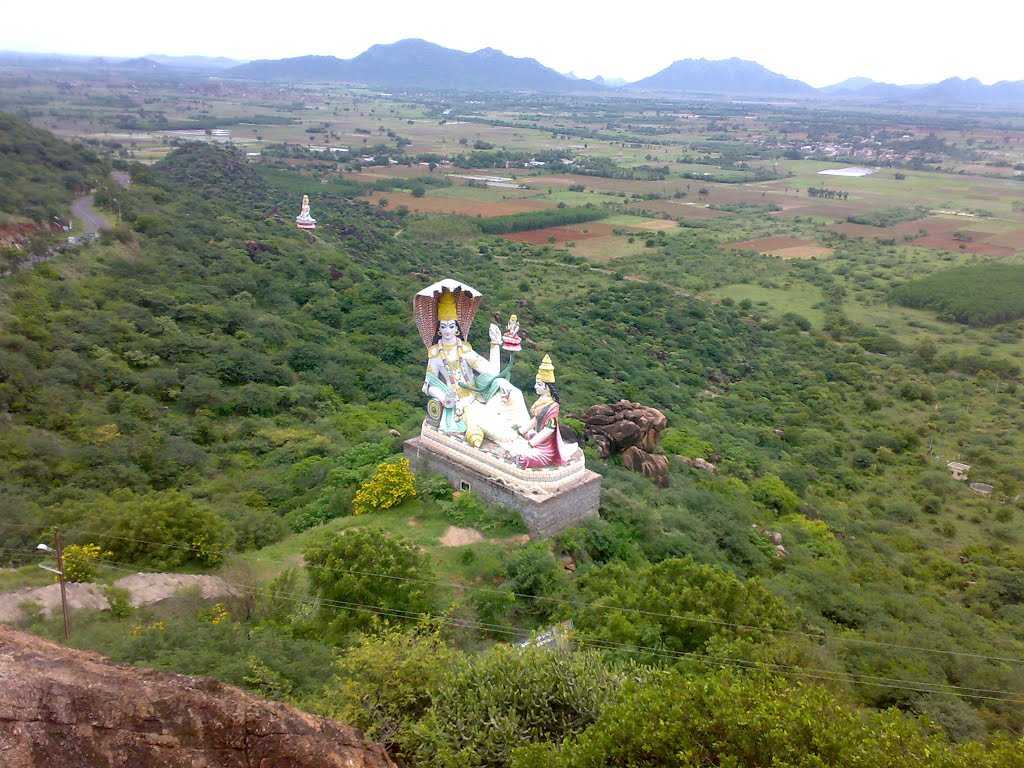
[
  {"x1": 3, "y1": 544, "x2": 1021, "y2": 705},
  {"x1": 4, "y1": 521, "x2": 1024, "y2": 667}
]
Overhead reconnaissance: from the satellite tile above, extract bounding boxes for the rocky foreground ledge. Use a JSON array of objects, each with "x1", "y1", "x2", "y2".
[{"x1": 0, "y1": 626, "x2": 395, "y2": 768}]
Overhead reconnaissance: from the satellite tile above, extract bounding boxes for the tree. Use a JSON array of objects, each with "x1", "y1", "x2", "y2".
[
  {"x1": 512, "y1": 669, "x2": 1023, "y2": 768},
  {"x1": 573, "y1": 557, "x2": 790, "y2": 663},
  {"x1": 413, "y1": 645, "x2": 620, "y2": 768},
  {"x1": 303, "y1": 528, "x2": 433, "y2": 641},
  {"x1": 319, "y1": 625, "x2": 461, "y2": 756}
]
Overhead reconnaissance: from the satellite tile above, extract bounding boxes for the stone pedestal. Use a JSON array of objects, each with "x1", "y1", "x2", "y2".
[{"x1": 404, "y1": 433, "x2": 601, "y2": 539}]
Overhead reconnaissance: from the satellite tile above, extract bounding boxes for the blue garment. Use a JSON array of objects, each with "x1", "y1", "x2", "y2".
[{"x1": 424, "y1": 373, "x2": 466, "y2": 433}]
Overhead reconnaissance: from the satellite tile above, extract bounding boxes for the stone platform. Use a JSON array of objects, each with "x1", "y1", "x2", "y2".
[{"x1": 404, "y1": 431, "x2": 601, "y2": 538}]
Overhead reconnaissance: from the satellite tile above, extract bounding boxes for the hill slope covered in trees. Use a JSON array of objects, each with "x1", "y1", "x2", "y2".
[{"x1": 2, "y1": 122, "x2": 1023, "y2": 763}]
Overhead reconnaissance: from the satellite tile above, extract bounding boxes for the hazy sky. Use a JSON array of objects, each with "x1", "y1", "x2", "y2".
[{"x1": 4, "y1": 0, "x2": 1023, "y2": 87}]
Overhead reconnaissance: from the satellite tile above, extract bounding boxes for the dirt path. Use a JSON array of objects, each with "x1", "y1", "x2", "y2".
[{"x1": 0, "y1": 573, "x2": 234, "y2": 624}]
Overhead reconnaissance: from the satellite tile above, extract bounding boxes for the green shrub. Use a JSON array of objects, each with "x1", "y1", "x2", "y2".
[{"x1": 303, "y1": 528, "x2": 433, "y2": 641}]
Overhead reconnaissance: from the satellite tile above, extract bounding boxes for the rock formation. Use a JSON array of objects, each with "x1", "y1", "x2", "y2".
[
  {"x1": 0, "y1": 626, "x2": 395, "y2": 768},
  {"x1": 582, "y1": 400, "x2": 669, "y2": 486}
]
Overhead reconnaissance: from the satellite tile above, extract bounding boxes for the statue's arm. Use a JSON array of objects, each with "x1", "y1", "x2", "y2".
[
  {"x1": 529, "y1": 425, "x2": 555, "y2": 447},
  {"x1": 423, "y1": 360, "x2": 454, "y2": 405}
]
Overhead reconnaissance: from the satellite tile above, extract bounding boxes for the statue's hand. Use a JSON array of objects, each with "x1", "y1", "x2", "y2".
[{"x1": 488, "y1": 323, "x2": 502, "y2": 345}]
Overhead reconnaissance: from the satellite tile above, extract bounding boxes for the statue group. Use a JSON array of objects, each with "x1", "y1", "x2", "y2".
[{"x1": 414, "y1": 278, "x2": 579, "y2": 470}]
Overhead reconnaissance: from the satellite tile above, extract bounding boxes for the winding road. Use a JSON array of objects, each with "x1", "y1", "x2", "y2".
[{"x1": 71, "y1": 194, "x2": 110, "y2": 235}]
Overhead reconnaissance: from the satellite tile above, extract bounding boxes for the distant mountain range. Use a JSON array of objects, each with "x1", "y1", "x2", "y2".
[
  {"x1": 3, "y1": 41, "x2": 1023, "y2": 106},
  {"x1": 230, "y1": 39, "x2": 601, "y2": 92}
]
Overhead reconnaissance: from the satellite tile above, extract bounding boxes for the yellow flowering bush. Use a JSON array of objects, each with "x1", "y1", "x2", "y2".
[
  {"x1": 62, "y1": 543, "x2": 110, "y2": 582},
  {"x1": 352, "y1": 458, "x2": 417, "y2": 515}
]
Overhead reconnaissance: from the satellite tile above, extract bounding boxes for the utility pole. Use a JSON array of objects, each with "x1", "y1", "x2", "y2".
[{"x1": 37, "y1": 532, "x2": 70, "y2": 642}]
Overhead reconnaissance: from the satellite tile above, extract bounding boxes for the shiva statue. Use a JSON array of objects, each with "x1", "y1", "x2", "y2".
[
  {"x1": 415, "y1": 279, "x2": 530, "y2": 449},
  {"x1": 512, "y1": 355, "x2": 579, "y2": 468}
]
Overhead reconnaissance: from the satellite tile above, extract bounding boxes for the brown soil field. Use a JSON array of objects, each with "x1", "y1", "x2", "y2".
[
  {"x1": 503, "y1": 223, "x2": 614, "y2": 244},
  {"x1": 910, "y1": 233, "x2": 1016, "y2": 258},
  {"x1": 727, "y1": 236, "x2": 832, "y2": 260},
  {"x1": 368, "y1": 191, "x2": 553, "y2": 217},
  {"x1": 984, "y1": 229, "x2": 1024, "y2": 250},
  {"x1": 772, "y1": 245, "x2": 834, "y2": 260}
]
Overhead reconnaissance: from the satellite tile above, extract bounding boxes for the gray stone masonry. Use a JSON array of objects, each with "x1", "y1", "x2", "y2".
[{"x1": 404, "y1": 437, "x2": 600, "y2": 538}]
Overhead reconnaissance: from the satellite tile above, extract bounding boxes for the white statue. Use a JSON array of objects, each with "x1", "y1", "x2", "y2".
[
  {"x1": 415, "y1": 279, "x2": 530, "y2": 450},
  {"x1": 296, "y1": 194, "x2": 316, "y2": 230}
]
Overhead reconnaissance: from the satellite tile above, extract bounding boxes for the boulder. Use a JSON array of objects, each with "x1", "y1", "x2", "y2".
[
  {"x1": 0, "y1": 626, "x2": 395, "y2": 768},
  {"x1": 583, "y1": 401, "x2": 669, "y2": 486}
]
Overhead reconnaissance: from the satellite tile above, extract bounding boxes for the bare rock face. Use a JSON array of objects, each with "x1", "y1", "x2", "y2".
[
  {"x1": 582, "y1": 400, "x2": 669, "y2": 486},
  {"x1": 0, "y1": 626, "x2": 395, "y2": 768}
]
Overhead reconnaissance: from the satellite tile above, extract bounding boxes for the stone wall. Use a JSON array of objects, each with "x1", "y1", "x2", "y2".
[{"x1": 404, "y1": 437, "x2": 600, "y2": 538}]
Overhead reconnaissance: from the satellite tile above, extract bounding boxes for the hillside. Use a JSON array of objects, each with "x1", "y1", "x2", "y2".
[
  {"x1": 2, "y1": 126, "x2": 1024, "y2": 763},
  {"x1": 628, "y1": 57, "x2": 814, "y2": 95},
  {"x1": 230, "y1": 39, "x2": 600, "y2": 92},
  {"x1": 0, "y1": 112, "x2": 106, "y2": 221}
]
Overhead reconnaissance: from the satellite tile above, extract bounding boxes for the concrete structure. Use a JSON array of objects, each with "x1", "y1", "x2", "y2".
[
  {"x1": 947, "y1": 461, "x2": 971, "y2": 481},
  {"x1": 969, "y1": 482, "x2": 993, "y2": 496},
  {"x1": 405, "y1": 433, "x2": 600, "y2": 538}
]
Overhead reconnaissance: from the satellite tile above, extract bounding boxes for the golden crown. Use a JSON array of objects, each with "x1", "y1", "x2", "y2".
[
  {"x1": 437, "y1": 291, "x2": 457, "y2": 321},
  {"x1": 537, "y1": 354, "x2": 555, "y2": 383}
]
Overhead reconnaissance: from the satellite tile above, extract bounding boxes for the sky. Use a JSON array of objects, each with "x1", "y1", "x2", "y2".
[{"x1": 4, "y1": 0, "x2": 1023, "y2": 87}]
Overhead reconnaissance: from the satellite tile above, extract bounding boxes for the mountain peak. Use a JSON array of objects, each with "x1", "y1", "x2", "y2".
[{"x1": 629, "y1": 57, "x2": 813, "y2": 95}]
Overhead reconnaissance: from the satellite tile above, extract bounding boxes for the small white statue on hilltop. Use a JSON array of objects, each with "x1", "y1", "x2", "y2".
[{"x1": 295, "y1": 194, "x2": 316, "y2": 230}]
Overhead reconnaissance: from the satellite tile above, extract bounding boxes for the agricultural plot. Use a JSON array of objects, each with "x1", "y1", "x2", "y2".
[{"x1": 727, "y1": 235, "x2": 832, "y2": 259}]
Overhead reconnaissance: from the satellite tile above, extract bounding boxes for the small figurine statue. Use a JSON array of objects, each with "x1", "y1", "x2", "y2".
[
  {"x1": 296, "y1": 194, "x2": 317, "y2": 230},
  {"x1": 513, "y1": 355, "x2": 577, "y2": 468},
  {"x1": 501, "y1": 314, "x2": 522, "y2": 352}
]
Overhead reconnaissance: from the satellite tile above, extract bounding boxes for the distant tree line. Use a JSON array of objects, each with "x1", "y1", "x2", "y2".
[{"x1": 478, "y1": 206, "x2": 607, "y2": 234}]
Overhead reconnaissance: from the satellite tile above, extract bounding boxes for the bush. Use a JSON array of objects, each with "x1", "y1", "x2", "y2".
[
  {"x1": 352, "y1": 457, "x2": 417, "y2": 515},
  {"x1": 573, "y1": 557, "x2": 789, "y2": 663},
  {"x1": 413, "y1": 645, "x2": 621, "y2": 768},
  {"x1": 303, "y1": 528, "x2": 433, "y2": 640},
  {"x1": 513, "y1": 669, "x2": 1020, "y2": 768},
  {"x1": 750, "y1": 474, "x2": 800, "y2": 515},
  {"x1": 61, "y1": 543, "x2": 107, "y2": 582},
  {"x1": 318, "y1": 625, "x2": 460, "y2": 756},
  {"x1": 67, "y1": 490, "x2": 233, "y2": 568},
  {"x1": 661, "y1": 427, "x2": 712, "y2": 457}
]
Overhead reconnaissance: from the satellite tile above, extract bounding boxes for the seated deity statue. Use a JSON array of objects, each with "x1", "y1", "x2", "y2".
[
  {"x1": 415, "y1": 279, "x2": 530, "y2": 450},
  {"x1": 511, "y1": 355, "x2": 580, "y2": 468}
]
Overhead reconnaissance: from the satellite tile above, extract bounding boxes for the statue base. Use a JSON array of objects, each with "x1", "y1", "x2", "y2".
[{"x1": 404, "y1": 428, "x2": 601, "y2": 539}]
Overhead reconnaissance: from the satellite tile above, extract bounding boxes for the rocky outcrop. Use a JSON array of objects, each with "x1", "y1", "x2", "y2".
[
  {"x1": 0, "y1": 626, "x2": 395, "y2": 768},
  {"x1": 582, "y1": 400, "x2": 670, "y2": 486}
]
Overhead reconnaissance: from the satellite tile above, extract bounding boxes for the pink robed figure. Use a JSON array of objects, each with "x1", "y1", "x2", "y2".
[{"x1": 515, "y1": 355, "x2": 577, "y2": 469}]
